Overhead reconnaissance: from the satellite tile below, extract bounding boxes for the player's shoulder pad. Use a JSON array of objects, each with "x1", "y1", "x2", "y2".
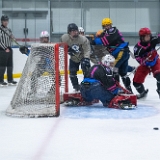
[
  {"x1": 78, "y1": 35, "x2": 89, "y2": 44},
  {"x1": 151, "y1": 35, "x2": 158, "y2": 41},
  {"x1": 108, "y1": 27, "x2": 117, "y2": 35},
  {"x1": 61, "y1": 34, "x2": 70, "y2": 42}
]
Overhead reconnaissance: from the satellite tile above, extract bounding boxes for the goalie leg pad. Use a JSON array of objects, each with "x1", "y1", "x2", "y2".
[{"x1": 108, "y1": 94, "x2": 137, "y2": 109}]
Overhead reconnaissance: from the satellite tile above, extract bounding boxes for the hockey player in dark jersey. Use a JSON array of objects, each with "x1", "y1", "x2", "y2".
[
  {"x1": 99, "y1": 17, "x2": 133, "y2": 93},
  {"x1": 80, "y1": 55, "x2": 137, "y2": 109},
  {"x1": 80, "y1": 55, "x2": 120, "y2": 106},
  {"x1": 133, "y1": 28, "x2": 160, "y2": 99}
]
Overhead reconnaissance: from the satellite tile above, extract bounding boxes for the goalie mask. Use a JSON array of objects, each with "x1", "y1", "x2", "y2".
[
  {"x1": 102, "y1": 55, "x2": 115, "y2": 68},
  {"x1": 40, "y1": 31, "x2": 49, "y2": 43}
]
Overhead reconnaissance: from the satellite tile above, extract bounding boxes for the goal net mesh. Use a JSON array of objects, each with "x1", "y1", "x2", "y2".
[{"x1": 6, "y1": 43, "x2": 68, "y2": 117}]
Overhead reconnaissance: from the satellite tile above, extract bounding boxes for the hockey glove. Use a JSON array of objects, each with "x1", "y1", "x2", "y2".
[
  {"x1": 19, "y1": 46, "x2": 30, "y2": 56},
  {"x1": 146, "y1": 50, "x2": 157, "y2": 61},
  {"x1": 81, "y1": 58, "x2": 91, "y2": 72}
]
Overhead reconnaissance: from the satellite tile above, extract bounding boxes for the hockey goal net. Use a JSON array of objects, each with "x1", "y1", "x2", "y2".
[{"x1": 6, "y1": 43, "x2": 68, "y2": 117}]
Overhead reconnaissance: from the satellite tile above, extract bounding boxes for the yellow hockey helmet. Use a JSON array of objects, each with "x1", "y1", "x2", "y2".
[{"x1": 102, "y1": 18, "x2": 112, "y2": 26}]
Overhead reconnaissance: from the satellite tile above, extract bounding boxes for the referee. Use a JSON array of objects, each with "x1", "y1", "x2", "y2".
[{"x1": 0, "y1": 15, "x2": 17, "y2": 86}]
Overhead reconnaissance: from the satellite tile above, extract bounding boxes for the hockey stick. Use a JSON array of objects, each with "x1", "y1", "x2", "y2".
[
  {"x1": 0, "y1": 26, "x2": 21, "y2": 46},
  {"x1": 141, "y1": 46, "x2": 160, "y2": 65}
]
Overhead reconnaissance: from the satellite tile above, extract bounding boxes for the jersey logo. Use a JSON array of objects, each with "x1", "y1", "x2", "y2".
[{"x1": 71, "y1": 44, "x2": 80, "y2": 53}]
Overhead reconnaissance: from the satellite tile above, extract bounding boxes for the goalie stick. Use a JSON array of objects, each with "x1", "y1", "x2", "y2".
[{"x1": 0, "y1": 26, "x2": 29, "y2": 55}]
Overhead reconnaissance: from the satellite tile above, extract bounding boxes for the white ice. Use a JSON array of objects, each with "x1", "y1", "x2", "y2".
[{"x1": 0, "y1": 74, "x2": 160, "y2": 160}]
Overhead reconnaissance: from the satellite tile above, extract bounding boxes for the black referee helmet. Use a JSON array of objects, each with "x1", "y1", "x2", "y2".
[{"x1": 1, "y1": 15, "x2": 9, "y2": 21}]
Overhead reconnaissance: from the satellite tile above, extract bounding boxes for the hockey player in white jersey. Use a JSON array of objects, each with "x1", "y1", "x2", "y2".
[{"x1": 61, "y1": 23, "x2": 91, "y2": 91}]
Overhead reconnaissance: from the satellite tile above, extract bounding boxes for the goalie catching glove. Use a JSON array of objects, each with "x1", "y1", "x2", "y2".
[{"x1": 19, "y1": 46, "x2": 30, "y2": 55}]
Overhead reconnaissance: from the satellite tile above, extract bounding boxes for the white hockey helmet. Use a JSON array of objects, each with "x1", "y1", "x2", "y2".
[
  {"x1": 102, "y1": 54, "x2": 115, "y2": 66},
  {"x1": 40, "y1": 31, "x2": 49, "y2": 38},
  {"x1": 78, "y1": 27, "x2": 85, "y2": 33}
]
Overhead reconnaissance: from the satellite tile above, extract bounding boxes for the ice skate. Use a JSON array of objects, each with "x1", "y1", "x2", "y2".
[
  {"x1": 119, "y1": 102, "x2": 136, "y2": 110},
  {"x1": 8, "y1": 80, "x2": 17, "y2": 86},
  {"x1": 137, "y1": 89, "x2": 149, "y2": 99},
  {"x1": 0, "y1": 81, "x2": 8, "y2": 87}
]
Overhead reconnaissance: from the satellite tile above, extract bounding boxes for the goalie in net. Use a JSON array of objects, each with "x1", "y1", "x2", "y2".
[
  {"x1": 6, "y1": 31, "x2": 68, "y2": 117},
  {"x1": 80, "y1": 54, "x2": 137, "y2": 109}
]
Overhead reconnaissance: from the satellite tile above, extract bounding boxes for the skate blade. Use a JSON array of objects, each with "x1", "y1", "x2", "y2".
[
  {"x1": 0, "y1": 84, "x2": 8, "y2": 87},
  {"x1": 121, "y1": 105, "x2": 137, "y2": 110},
  {"x1": 8, "y1": 83, "x2": 17, "y2": 86}
]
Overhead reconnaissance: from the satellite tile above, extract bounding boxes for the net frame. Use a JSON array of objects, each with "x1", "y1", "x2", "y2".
[{"x1": 6, "y1": 43, "x2": 68, "y2": 118}]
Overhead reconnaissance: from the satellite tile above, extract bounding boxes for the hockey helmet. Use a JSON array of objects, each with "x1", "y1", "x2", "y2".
[
  {"x1": 102, "y1": 54, "x2": 115, "y2": 66},
  {"x1": 139, "y1": 28, "x2": 151, "y2": 36},
  {"x1": 102, "y1": 18, "x2": 112, "y2": 26},
  {"x1": 67, "y1": 23, "x2": 78, "y2": 33},
  {"x1": 78, "y1": 27, "x2": 85, "y2": 33},
  {"x1": 40, "y1": 31, "x2": 49, "y2": 38},
  {"x1": 1, "y1": 15, "x2": 9, "y2": 21}
]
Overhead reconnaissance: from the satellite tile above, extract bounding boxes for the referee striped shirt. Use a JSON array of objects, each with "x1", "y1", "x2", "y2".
[{"x1": 0, "y1": 25, "x2": 12, "y2": 50}]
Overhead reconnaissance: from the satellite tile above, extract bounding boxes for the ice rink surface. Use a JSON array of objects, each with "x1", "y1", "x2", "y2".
[{"x1": 0, "y1": 75, "x2": 160, "y2": 160}]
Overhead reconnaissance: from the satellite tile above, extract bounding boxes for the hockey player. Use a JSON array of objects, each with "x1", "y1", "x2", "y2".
[
  {"x1": 61, "y1": 23, "x2": 91, "y2": 91},
  {"x1": 100, "y1": 17, "x2": 133, "y2": 93},
  {"x1": 89, "y1": 30, "x2": 109, "y2": 64},
  {"x1": 21, "y1": 31, "x2": 50, "y2": 55},
  {"x1": 133, "y1": 28, "x2": 160, "y2": 99},
  {"x1": 29, "y1": 31, "x2": 61, "y2": 95},
  {"x1": 78, "y1": 27, "x2": 85, "y2": 36},
  {"x1": 80, "y1": 55, "x2": 136, "y2": 109},
  {"x1": 80, "y1": 55, "x2": 120, "y2": 106},
  {"x1": 40, "y1": 31, "x2": 49, "y2": 43}
]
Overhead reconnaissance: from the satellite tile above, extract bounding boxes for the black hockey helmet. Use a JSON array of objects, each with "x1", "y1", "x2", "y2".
[
  {"x1": 67, "y1": 23, "x2": 78, "y2": 33},
  {"x1": 1, "y1": 15, "x2": 9, "y2": 21}
]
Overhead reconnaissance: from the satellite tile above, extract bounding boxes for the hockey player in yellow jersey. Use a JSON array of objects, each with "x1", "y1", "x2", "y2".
[{"x1": 61, "y1": 23, "x2": 91, "y2": 91}]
